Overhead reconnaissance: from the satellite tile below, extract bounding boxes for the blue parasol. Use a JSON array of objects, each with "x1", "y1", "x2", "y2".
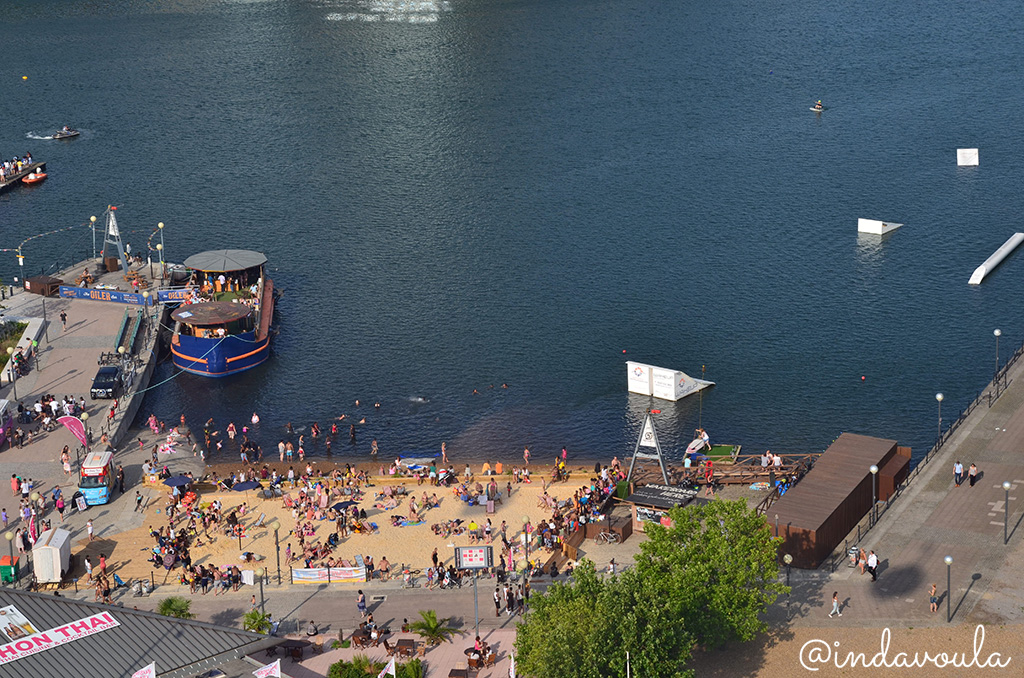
[
  {"x1": 232, "y1": 480, "x2": 262, "y2": 492},
  {"x1": 331, "y1": 500, "x2": 357, "y2": 511},
  {"x1": 163, "y1": 475, "x2": 192, "y2": 488}
]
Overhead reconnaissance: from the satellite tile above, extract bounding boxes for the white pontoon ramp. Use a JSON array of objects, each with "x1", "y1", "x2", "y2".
[
  {"x1": 969, "y1": 233, "x2": 1024, "y2": 285},
  {"x1": 957, "y1": 148, "x2": 979, "y2": 166},
  {"x1": 857, "y1": 219, "x2": 903, "y2": 236},
  {"x1": 627, "y1": 361, "x2": 714, "y2": 402}
]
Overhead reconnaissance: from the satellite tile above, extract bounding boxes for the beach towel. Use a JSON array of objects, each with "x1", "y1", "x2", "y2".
[{"x1": 241, "y1": 570, "x2": 255, "y2": 586}]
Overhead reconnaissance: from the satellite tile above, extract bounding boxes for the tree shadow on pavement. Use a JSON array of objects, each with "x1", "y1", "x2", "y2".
[{"x1": 210, "y1": 607, "x2": 245, "y2": 627}]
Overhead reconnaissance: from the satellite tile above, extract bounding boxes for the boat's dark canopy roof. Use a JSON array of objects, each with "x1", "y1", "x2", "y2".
[
  {"x1": 0, "y1": 588, "x2": 279, "y2": 678},
  {"x1": 172, "y1": 301, "x2": 251, "y2": 326},
  {"x1": 183, "y1": 249, "x2": 266, "y2": 273}
]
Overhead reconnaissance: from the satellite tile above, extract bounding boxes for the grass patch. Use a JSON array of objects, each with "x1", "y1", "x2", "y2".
[
  {"x1": 703, "y1": 445, "x2": 739, "y2": 462},
  {"x1": 0, "y1": 322, "x2": 29, "y2": 369}
]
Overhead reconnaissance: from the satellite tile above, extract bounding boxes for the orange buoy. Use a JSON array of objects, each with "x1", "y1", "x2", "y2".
[{"x1": 22, "y1": 171, "x2": 47, "y2": 184}]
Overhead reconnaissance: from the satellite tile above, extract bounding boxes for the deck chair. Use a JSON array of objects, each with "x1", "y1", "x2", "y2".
[
  {"x1": 369, "y1": 522, "x2": 379, "y2": 534},
  {"x1": 113, "y1": 573, "x2": 128, "y2": 589},
  {"x1": 253, "y1": 512, "x2": 266, "y2": 528}
]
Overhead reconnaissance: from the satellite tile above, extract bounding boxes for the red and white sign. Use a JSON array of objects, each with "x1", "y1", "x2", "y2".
[
  {"x1": 0, "y1": 611, "x2": 120, "y2": 665},
  {"x1": 132, "y1": 662, "x2": 156, "y2": 678},
  {"x1": 455, "y1": 546, "x2": 492, "y2": 569},
  {"x1": 253, "y1": 658, "x2": 280, "y2": 677}
]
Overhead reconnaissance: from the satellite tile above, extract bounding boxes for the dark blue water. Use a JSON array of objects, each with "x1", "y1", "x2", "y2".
[{"x1": 2, "y1": 0, "x2": 1023, "y2": 464}]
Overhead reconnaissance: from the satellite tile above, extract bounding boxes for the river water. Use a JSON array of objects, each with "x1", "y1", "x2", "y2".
[{"x1": 2, "y1": 0, "x2": 1023, "y2": 465}]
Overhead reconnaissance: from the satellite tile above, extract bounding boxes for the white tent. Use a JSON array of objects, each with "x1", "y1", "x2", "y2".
[{"x1": 33, "y1": 529, "x2": 72, "y2": 583}]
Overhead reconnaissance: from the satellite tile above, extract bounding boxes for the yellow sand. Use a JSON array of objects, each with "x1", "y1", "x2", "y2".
[{"x1": 71, "y1": 468, "x2": 588, "y2": 584}]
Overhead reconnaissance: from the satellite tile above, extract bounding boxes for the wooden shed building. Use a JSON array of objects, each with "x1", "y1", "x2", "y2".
[{"x1": 773, "y1": 432, "x2": 910, "y2": 569}]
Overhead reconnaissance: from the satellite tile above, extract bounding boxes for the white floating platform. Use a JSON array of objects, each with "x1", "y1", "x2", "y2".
[
  {"x1": 957, "y1": 148, "x2": 979, "y2": 166},
  {"x1": 627, "y1": 361, "x2": 714, "y2": 402},
  {"x1": 969, "y1": 233, "x2": 1024, "y2": 285},
  {"x1": 857, "y1": 218, "x2": 903, "y2": 235}
]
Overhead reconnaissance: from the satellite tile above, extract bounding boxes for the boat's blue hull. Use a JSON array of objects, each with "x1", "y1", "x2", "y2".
[{"x1": 171, "y1": 331, "x2": 270, "y2": 377}]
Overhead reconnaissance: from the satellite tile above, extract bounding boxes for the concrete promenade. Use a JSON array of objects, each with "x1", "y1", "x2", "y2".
[{"x1": 780, "y1": 349, "x2": 1024, "y2": 629}]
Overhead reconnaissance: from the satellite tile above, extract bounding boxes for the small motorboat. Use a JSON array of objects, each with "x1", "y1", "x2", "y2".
[
  {"x1": 22, "y1": 172, "x2": 47, "y2": 184},
  {"x1": 52, "y1": 129, "x2": 79, "y2": 139}
]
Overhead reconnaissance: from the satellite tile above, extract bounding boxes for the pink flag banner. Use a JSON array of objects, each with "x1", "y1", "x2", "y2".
[
  {"x1": 58, "y1": 416, "x2": 87, "y2": 448},
  {"x1": 253, "y1": 659, "x2": 281, "y2": 677}
]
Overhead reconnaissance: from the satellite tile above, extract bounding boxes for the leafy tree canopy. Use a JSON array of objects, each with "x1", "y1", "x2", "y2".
[{"x1": 515, "y1": 499, "x2": 784, "y2": 678}]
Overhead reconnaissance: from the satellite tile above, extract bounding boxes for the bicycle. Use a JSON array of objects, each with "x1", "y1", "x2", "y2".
[{"x1": 595, "y1": 531, "x2": 620, "y2": 545}]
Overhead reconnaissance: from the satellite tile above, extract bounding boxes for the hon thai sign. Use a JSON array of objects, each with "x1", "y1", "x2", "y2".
[
  {"x1": 59, "y1": 286, "x2": 151, "y2": 306},
  {"x1": 0, "y1": 611, "x2": 120, "y2": 665}
]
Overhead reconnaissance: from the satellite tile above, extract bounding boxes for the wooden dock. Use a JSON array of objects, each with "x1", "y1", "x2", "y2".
[{"x1": 0, "y1": 161, "x2": 47, "y2": 194}]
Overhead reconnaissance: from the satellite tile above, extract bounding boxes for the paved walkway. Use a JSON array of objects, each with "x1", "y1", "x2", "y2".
[{"x1": 781, "y1": 352, "x2": 1024, "y2": 628}]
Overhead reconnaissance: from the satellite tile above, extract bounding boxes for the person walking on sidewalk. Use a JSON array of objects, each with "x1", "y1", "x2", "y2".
[
  {"x1": 60, "y1": 310, "x2": 68, "y2": 331},
  {"x1": 867, "y1": 551, "x2": 878, "y2": 581},
  {"x1": 968, "y1": 463, "x2": 978, "y2": 487},
  {"x1": 929, "y1": 584, "x2": 939, "y2": 613},
  {"x1": 829, "y1": 591, "x2": 842, "y2": 617},
  {"x1": 86, "y1": 519, "x2": 94, "y2": 541},
  {"x1": 494, "y1": 587, "x2": 501, "y2": 617},
  {"x1": 356, "y1": 590, "x2": 367, "y2": 618},
  {"x1": 134, "y1": 491, "x2": 144, "y2": 512},
  {"x1": 953, "y1": 461, "x2": 964, "y2": 487}
]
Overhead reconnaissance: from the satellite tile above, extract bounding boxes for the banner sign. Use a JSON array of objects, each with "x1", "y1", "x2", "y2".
[
  {"x1": 57, "y1": 416, "x2": 88, "y2": 448},
  {"x1": 59, "y1": 285, "x2": 150, "y2": 306},
  {"x1": 0, "y1": 606, "x2": 39, "y2": 642},
  {"x1": 132, "y1": 662, "x2": 156, "y2": 678},
  {"x1": 253, "y1": 659, "x2": 281, "y2": 677},
  {"x1": 157, "y1": 288, "x2": 193, "y2": 302},
  {"x1": 377, "y1": 657, "x2": 396, "y2": 678},
  {"x1": 455, "y1": 546, "x2": 493, "y2": 569},
  {"x1": 292, "y1": 567, "x2": 366, "y2": 584},
  {"x1": 0, "y1": 611, "x2": 120, "y2": 665}
]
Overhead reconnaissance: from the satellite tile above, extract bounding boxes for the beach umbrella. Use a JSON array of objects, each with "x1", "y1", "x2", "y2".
[
  {"x1": 232, "y1": 480, "x2": 261, "y2": 493},
  {"x1": 331, "y1": 500, "x2": 357, "y2": 512},
  {"x1": 163, "y1": 475, "x2": 192, "y2": 488}
]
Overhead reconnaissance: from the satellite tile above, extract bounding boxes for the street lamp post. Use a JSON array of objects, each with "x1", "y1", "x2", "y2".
[
  {"x1": 994, "y1": 329, "x2": 1002, "y2": 379},
  {"x1": 3, "y1": 532, "x2": 13, "y2": 585},
  {"x1": 255, "y1": 567, "x2": 266, "y2": 613},
  {"x1": 521, "y1": 515, "x2": 531, "y2": 567},
  {"x1": 935, "y1": 393, "x2": 944, "y2": 442},
  {"x1": 1004, "y1": 481, "x2": 1012, "y2": 545},
  {"x1": 6, "y1": 347, "x2": 16, "y2": 401},
  {"x1": 269, "y1": 520, "x2": 281, "y2": 585},
  {"x1": 157, "y1": 222, "x2": 165, "y2": 280},
  {"x1": 80, "y1": 412, "x2": 90, "y2": 466},
  {"x1": 783, "y1": 553, "x2": 793, "y2": 617},
  {"x1": 944, "y1": 555, "x2": 953, "y2": 623},
  {"x1": 869, "y1": 465, "x2": 879, "y2": 526},
  {"x1": 90, "y1": 215, "x2": 98, "y2": 261}
]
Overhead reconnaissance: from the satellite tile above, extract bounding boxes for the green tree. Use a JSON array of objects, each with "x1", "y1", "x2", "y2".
[
  {"x1": 157, "y1": 596, "x2": 196, "y2": 620},
  {"x1": 516, "y1": 562, "x2": 694, "y2": 678},
  {"x1": 408, "y1": 609, "x2": 462, "y2": 645},
  {"x1": 635, "y1": 499, "x2": 786, "y2": 647},
  {"x1": 515, "y1": 500, "x2": 785, "y2": 678},
  {"x1": 242, "y1": 609, "x2": 272, "y2": 634}
]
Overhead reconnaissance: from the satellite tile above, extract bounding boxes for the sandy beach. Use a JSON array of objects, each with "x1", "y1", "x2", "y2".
[{"x1": 69, "y1": 457, "x2": 602, "y2": 586}]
